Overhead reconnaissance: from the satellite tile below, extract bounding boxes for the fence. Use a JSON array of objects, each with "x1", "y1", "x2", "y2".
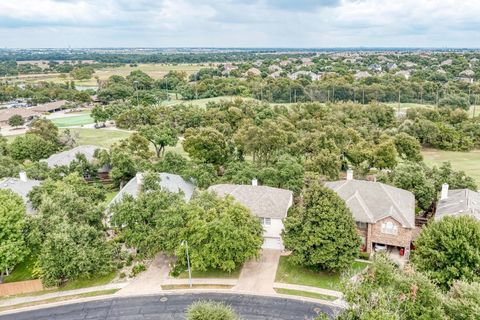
[{"x1": 0, "y1": 279, "x2": 43, "y2": 297}]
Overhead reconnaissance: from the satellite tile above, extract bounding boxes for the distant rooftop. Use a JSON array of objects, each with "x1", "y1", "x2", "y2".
[
  {"x1": 0, "y1": 176, "x2": 41, "y2": 213},
  {"x1": 436, "y1": 189, "x2": 480, "y2": 221},
  {"x1": 43, "y1": 145, "x2": 101, "y2": 168},
  {"x1": 110, "y1": 172, "x2": 195, "y2": 205}
]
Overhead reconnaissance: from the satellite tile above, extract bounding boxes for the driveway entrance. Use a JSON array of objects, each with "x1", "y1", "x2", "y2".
[{"x1": 234, "y1": 249, "x2": 281, "y2": 294}]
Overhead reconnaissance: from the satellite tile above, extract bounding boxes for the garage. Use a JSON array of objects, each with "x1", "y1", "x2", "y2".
[{"x1": 262, "y1": 237, "x2": 283, "y2": 250}]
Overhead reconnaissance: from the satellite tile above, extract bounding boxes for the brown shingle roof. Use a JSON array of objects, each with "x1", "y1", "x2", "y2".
[{"x1": 0, "y1": 108, "x2": 41, "y2": 123}]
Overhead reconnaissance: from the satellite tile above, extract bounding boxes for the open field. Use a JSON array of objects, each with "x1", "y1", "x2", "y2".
[
  {"x1": 7, "y1": 63, "x2": 208, "y2": 86},
  {"x1": 275, "y1": 256, "x2": 369, "y2": 291},
  {"x1": 51, "y1": 114, "x2": 94, "y2": 128},
  {"x1": 422, "y1": 148, "x2": 480, "y2": 187},
  {"x1": 67, "y1": 128, "x2": 131, "y2": 148},
  {"x1": 386, "y1": 102, "x2": 480, "y2": 117}
]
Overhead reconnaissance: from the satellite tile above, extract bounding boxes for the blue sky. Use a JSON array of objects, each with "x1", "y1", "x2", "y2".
[{"x1": 0, "y1": 0, "x2": 479, "y2": 48}]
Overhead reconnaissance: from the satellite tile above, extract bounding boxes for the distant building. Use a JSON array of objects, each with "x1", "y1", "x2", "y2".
[
  {"x1": 269, "y1": 71, "x2": 282, "y2": 78},
  {"x1": 268, "y1": 64, "x2": 282, "y2": 73},
  {"x1": 368, "y1": 64, "x2": 382, "y2": 72},
  {"x1": 0, "y1": 108, "x2": 41, "y2": 127},
  {"x1": 245, "y1": 67, "x2": 261, "y2": 76},
  {"x1": 387, "y1": 63, "x2": 398, "y2": 71},
  {"x1": 440, "y1": 59, "x2": 453, "y2": 66},
  {"x1": 435, "y1": 184, "x2": 480, "y2": 221},
  {"x1": 395, "y1": 70, "x2": 411, "y2": 80},
  {"x1": 31, "y1": 100, "x2": 68, "y2": 113},
  {"x1": 288, "y1": 71, "x2": 321, "y2": 81},
  {"x1": 354, "y1": 71, "x2": 371, "y2": 81},
  {"x1": 0, "y1": 172, "x2": 41, "y2": 213}
]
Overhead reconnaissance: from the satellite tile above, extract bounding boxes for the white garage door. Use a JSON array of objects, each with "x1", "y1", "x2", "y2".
[{"x1": 262, "y1": 237, "x2": 283, "y2": 250}]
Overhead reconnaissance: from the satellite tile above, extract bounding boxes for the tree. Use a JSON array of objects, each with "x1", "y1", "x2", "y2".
[
  {"x1": 91, "y1": 105, "x2": 110, "y2": 125},
  {"x1": 444, "y1": 281, "x2": 480, "y2": 320},
  {"x1": 394, "y1": 132, "x2": 423, "y2": 161},
  {"x1": 412, "y1": 216, "x2": 480, "y2": 290},
  {"x1": 139, "y1": 125, "x2": 178, "y2": 158},
  {"x1": 110, "y1": 189, "x2": 187, "y2": 256},
  {"x1": 0, "y1": 135, "x2": 8, "y2": 156},
  {"x1": 8, "y1": 134, "x2": 57, "y2": 161},
  {"x1": 183, "y1": 127, "x2": 231, "y2": 166},
  {"x1": 27, "y1": 118, "x2": 60, "y2": 146},
  {"x1": 187, "y1": 301, "x2": 240, "y2": 320},
  {"x1": 259, "y1": 154, "x2": 304, "y2": 193},
  {"x1": 177, "y1": 192, "x2": 263, "y2": 272},
  {"x1": 0, "y1": 190, "x2": 29, "y2": 283},
  {"x1": 8, "y1": 114, "x2": 24, "y2": 127},
  {"x1": 37, "y1": 222, "x2": 115, "y2": 287},
  {"x1": 339, "y1": 254, "x2": 448, "y2": 320},
  {"x1": 283, "y1": 183, "x2": 360, "y2": 272},
  {"x1": 0, "y1": 156, "x2": 20, "y2": 178},
  {"x1": 371, "y1": 139, "x2": 398, "y2": 169},
  {"x1": 70, "y1": 66, "x2": 94, "y2": 80}
]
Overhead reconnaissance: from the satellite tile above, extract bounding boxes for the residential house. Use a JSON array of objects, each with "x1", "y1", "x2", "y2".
[
  {"x1": 208, "y1": 180, "x2": 293, "y2": 250},
  {"x1": 245, "y1": 67, "x2": 261, "y2": 76},
  {"x1": 435, "y1": 183, "x2": 480, "y2": 221},
  {"x1": 403, "y1": 61, "x2": 417, "y2": 68},
  {"x1": 279, "y1": 60, "x2": 291, "y2": 67},
  {"x1": 368, "y1": 64, "x2": 382, "y2": 72},
  {"x1": 395, "y1": 70, "x2": 411, "y2": 80},
  {"x1": 0, "y1": 172, "x2": 41, "y2": 213},
  {"x1": 268, "y1": 64, "x2": 282, "y2": 73},
  {"x1": 43, "y1": 145, "x2": 109, "y2": 179},
  {"x1": 459, "y1": 69, "x2": 475, "y2": 84},
  {"x1": 110, "y1": 172, "x2": 195, "y2": 205},
  {"x1": 288, "y1": 71, "x2": 321, "y2": 81},
  {"x1": 269, "y1": 71, "x2": 282, "y2": 79},
  {"x1": 354, "y1": 71, "x2": 371, "y2": 81},
  {"x1": 440, "y1": 59, "x2": 453, "y2": 66},
  {"x1": 325, "y1": 170, "x2": 416, "y2": 257},
  {"x1": 387, "y1": 63, "x2": 398, "y2": 71}
]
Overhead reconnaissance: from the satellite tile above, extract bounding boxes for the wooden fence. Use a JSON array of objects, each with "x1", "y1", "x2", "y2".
[{"x1": 0, "y1": 279, "x2": 43, "y2": 297}]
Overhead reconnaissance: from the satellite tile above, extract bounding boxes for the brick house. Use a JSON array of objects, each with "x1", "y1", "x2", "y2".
[{"x1": 325, "y1": 170, "x2": 416, "y2": 257}]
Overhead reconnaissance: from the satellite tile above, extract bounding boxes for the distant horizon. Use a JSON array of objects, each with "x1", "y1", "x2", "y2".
[
  {"x1": 2, "y1": 47, "x2": 480, "y2": 51},
  {"x1": 1, "y1": 1, "x2": 479, "y2": 48}
]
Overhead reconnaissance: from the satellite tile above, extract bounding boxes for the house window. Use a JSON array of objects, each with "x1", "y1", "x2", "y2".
[
  {"x1": 356, "y1": 221, "x2": 367, "y2": 230},
  {"x1": 260, "y1": 217, "x2": 271, "y2": 226},
  {"x1": 381, "y1": 221, "x2": 398, "y2": 235}
]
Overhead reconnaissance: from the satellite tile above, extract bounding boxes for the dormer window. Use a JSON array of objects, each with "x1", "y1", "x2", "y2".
[{"x1": 381, "y1": 221, "x2": 398, "y2": 235}]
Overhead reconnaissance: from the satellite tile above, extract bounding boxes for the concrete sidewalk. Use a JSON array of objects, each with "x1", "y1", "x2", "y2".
[
  {"x1": 0, "y1": 282, "x2": 127, "y2": 308},
  {"x1": 273, "y1": 282, "x2": 342, "y2": 298}
]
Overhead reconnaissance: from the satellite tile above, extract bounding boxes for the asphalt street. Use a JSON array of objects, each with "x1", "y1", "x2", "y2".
[{"x1": 0, "y1": 292, "x2": 340, "y2": 320}]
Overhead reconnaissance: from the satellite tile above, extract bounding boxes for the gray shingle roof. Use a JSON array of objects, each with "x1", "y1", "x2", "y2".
[
  {"x1": 110, "y1": 172, "x2": 195, "y2": 205},
  {"x1": 0, "y1": 177, "x2": 41, "y2": 213},
  {"x1": 43, "y1": 145, "x2": 101, "y2": 168},
  {"x1": 207, "y1": 184, "x2": 293, "y2": 219},
  {"x1": 325, "y1": 180, "x2": 415, "y2": 228},
  {"x1": 436, "y1": 189, "x2": 480, "y2": 221}
]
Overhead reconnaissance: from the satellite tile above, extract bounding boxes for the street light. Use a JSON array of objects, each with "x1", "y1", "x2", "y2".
[{"x1": 181, "y1": 240, "x2": 192, "y2": 288}]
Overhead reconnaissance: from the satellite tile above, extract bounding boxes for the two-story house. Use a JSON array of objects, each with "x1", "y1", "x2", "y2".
[{"x1": 325, "y1": 170, "x2": 416, "y2": 257}]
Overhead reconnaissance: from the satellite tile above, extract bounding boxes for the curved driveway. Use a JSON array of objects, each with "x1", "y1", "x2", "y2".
[{"x1": 0, "y1": 292, "x2": 340, "y2": 320}]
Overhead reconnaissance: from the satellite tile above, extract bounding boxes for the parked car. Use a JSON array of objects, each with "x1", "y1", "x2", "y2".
[{"x1": 374, "y1": 243, "x2": 387, "y2": 252}]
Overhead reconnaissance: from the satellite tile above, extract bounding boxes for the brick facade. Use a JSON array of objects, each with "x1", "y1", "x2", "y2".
[{"x1": 358, "y1": 217, "x2": 414, "y2": 253}]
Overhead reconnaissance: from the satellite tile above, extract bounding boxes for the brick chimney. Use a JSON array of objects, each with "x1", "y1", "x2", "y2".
[
  {"x1": 441, "y1": 183, "x2": 449, "y2": 200},
  {"x1": 346, "y1": 169, "x2": 353, "y2": 181}
]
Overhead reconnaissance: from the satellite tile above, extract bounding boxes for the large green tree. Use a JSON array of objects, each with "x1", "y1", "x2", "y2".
[
  {"x1": 183, "y1": 127, "x2": 231, "y2": 166},
  {"x1": 139, "y1": 124, "x2": 178, "y2": 158},
  {"x1": 412, "y1": 216, "x2": 480, "y2": 290},
  {"x1": 283, "y1": 183, "x2": 360, "y2": 272},
  {"x1": 9, "y1": 134, "x2": 57, "y2": 161},
  {"x1": 0, "y1": 190, "x2": 29, "y2": 283},
  {"x1": 177, "y1": 192, "x2": 263, "y2": 272}
]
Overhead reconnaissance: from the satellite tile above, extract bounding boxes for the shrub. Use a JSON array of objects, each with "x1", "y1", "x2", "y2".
[
  {"x1": 131, "y1": 263, "x2": 146, "y2": 277},
  {"x1": 186, "y1": 301, "x2": 240, "y2": 320}
]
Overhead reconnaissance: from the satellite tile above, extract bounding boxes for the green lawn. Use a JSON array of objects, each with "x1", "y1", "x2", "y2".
[
  {"x1": 275, "y1": 256, "x2": 369, "y2": 291},
  {"x1": 66, "y1": 128, "x2": 132, "y2": 148},
  {"x1": 274, "y1": 288, "x2": 337, "y2": 301},
  {"x1": 422, "y1": 148, "x2": 480, "y2": 187},
  {"x1": 51, "y1": 114, "x2": 95, "y2": 128},
  {"x1": 59, "y1": 271, "x2": 117, "y2": 291},
  {"x1": 104, "y1": 191, "x2": 119, "y2": 204},
  {"x1": 3, "y1": 256, "x2": 37, "y2": 283},
  {"x1": 175, "y1": 266, "x2": 241, "y2": 279}
]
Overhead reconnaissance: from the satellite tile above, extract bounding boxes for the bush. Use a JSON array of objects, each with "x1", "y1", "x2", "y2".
[
  {"x1": 358, "y1": 252, "x2": 370, "y2": 260},
  {"x1": 186, "y1": 301, "x2": 240, "y2": 320},
  {"x1": 119, "y1": 272, "x2": 126, "y2": 279},
  {"x1": 131, "y1": 263, "x2": 146, "y2": 277}
]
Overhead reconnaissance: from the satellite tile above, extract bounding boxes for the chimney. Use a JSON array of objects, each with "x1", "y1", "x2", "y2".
[
  {"x1": 136, "y1": 172, "x2": 144, "y2": 192},
  {"x1": 346, "y1": 169, "x2": 353, "y2": 181},
  {"x1": 441, "y1": 183, "x2": 449, "y2": 200},
  {"x1": 252, "y1": 178, "x2": 258, "y2": 186},
  {"x1": 19, "y1": 171, "x2": 28, "y2": 182}
]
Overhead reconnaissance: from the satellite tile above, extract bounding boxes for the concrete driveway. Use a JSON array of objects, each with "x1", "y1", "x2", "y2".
[{"x1": 234, "y1": 249, "x2": 281, "y2": 294}]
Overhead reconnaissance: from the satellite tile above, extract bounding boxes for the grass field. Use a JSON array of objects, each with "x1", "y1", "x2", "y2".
[
  {"x1": 422, "y1": 148, "x2": 480, "y2": 187},
  {"x1": 10, "y1": 63, "x2": 207, "y2": 86},
  {"x1": 175, "y1": 266, "x2": 242, "y2": 279},
  {"x1": 66, "y1": 128, "x2": 132, "y2": 148},
  {"x1": 274, "y1": 288, "x2": 337, "y2": 301},
  {"x1": 386, "y1": 102, "x2": 480, "y2": 118},
  {"x1": 51, "y1": 114, "x2": 95, "y2": 128},
  {"x1": 275, "y1": 256, "x2": 369, "y2": 291},
  {"x1": 4, "y1": 256, "x2": 37, "y2": 283}
]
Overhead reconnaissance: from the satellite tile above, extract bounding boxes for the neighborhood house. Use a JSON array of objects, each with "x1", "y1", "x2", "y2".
[
  {"x1": 208, "y1": 180, "x2": 293, "y2": 250},
  {"x1": 0, "y1": 172, "x2": 41, "y2": 213},
  {"x1": 435, "y1": 183, "x2": 480, "y2": 221},
  {"x1": 325, "y1": 170, "x2": 416, "y2": 257}
]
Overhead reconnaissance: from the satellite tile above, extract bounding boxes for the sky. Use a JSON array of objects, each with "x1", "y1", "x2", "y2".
[{"x1": 0, "y1": 0, "x2": 479, "y2": 48}]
